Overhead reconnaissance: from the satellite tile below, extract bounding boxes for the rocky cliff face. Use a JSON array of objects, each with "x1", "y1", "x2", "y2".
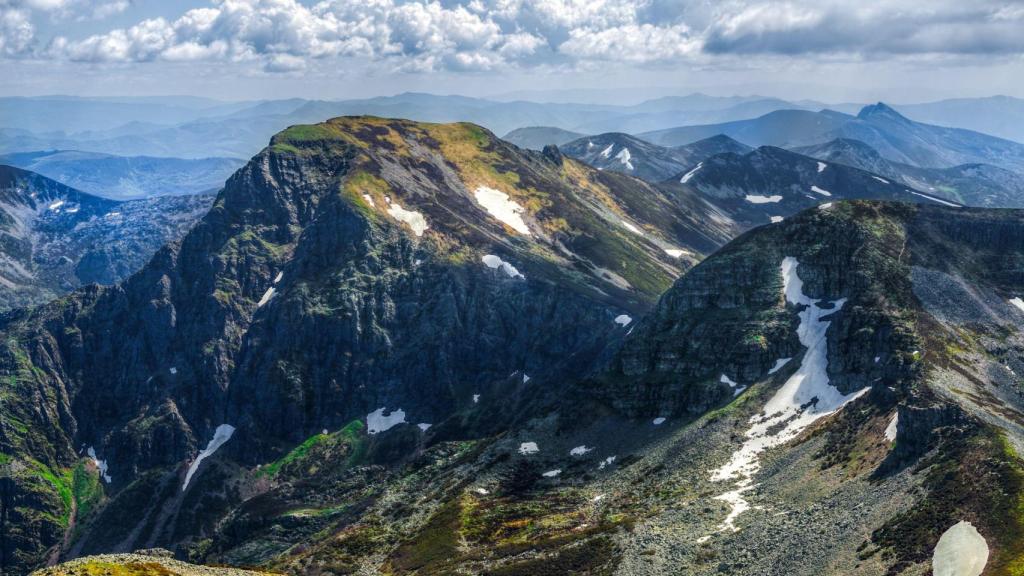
[{"x1": 0, "y1": 117, "x2": 740, "y2": 574}]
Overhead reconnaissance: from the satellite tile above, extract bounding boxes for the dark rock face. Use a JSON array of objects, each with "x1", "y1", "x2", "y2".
[
  {"x1": 597, "y1": 202, "x2": 923, "y2": 417},
  {"x1": 883, "y1": 403, "x2": 969, "y2": 471}
]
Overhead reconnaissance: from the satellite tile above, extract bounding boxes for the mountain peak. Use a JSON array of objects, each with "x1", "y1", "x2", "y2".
[{"x1": 857, "y1": 101, "x2": 910, "y2": 123}]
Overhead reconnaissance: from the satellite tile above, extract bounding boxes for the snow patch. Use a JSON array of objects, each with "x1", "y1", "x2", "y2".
[
  {"x1": 473, "y1": 394, "x2": 480, "y2": 403},
  {"x1": 707, "y1": 257, "x2": 869, "y2": 533},
  {"x1": 474, "y1": 186, "x2": 531, "y2": 235},
  {"x1": 542, "y1": 469, "x2": 562, "y2": 477},
  {"x1": 599, "y1": 144, "x2": 614, "y2": 158},
  {"x1": 182, "y1": 424, "x2": 235, "y2": 491},
  {"x1": 620, "y1": 219, "x2": 642, "y2": 235},
  {"x1": 872, "y1": 176, "x2": 890, "y2": 184},
  {"x1": 474, "y1": 487, "x2": 490, "y2": 495},
  {"x1": 653, "y1": 417, "x2": 666, "y2": 425},
  {"x1": 570, "y1": 445, "x2": 593, "y2": 456},
  {"x1": 169, "y1": 367, "x2": 177, "y2": 375},
  {"x1": 522, "y1": 373, "x2": 530, "y2": 383},
  {"x1": 48, "y1": 200, "x2": 64, "y2": 210},
  {"x1": 615, "y1": 147, "x2": 634, "y2": 170},
  {"x1": 912, "y1": 191, "x2": 960, "y2": 208},
  {"x1": 720, "y1": 374, "x2": 738, "y2": 388},
  {"x1": 362, "y1": 193, "x2": 375, "y2": 207},
  {"x1": 418, "y1": 423, "x2": 432, "y2": 431},
  {"x1": 817, "y1": 161, "x2": 827, "y2": 173},
  {"x1": 87, "y1": 447, "x2": 112, "y2": 483},
  {"x1": 819, "y1": 202, "x2": 833, "y2": 210},
  {"x1": 518, "y1": 442, "x2": 539, "y2": 455},
  {"x1": 273, "y1": 271, "x2": 283, "y2": 284},
  {"x1": 770, "y1": 216, "x2": 784, "y2": 223},
  {"x1": 481, "y1": 254, "x2": 525, "y2": 279},
  {"x1": 614, "y1": 314, "x2": 632, "y2": 327},
  {"x1": 385, "y1": 199, "x2": 429, "y2": 236},
  {"x1": 1010, "y1": 297, "x2": 1024, "y2": 313},
  {"x1": 884, "y1": 413, "x2": 898, "y2": 441},
  {"x1": 680, "y1": 163, "x2": 702, "y2": 183},
  {"x1": 598, "y1": 456, "x2": 616, "y2": 469},
  {"x1": 768, "y1": 358, "x2": 792, "y2": 374},
  {"x1": 933, "y1": 521, "x2": 988, "y2": 576},
  {"x1": 745, "y1": 194, "x2": 782, "y2": 204},
  {"x1": 366, "y1": 407, "x2": 407, "y2": 435},
  {"x1": 664, "y1": 248, "x2": 688, "y2": 258},
  {"x1": 256, "y1": 287, "x2": 276, "y2": 308},
  {"x1": 810, "y1": 185, "x2": 832, "y2": 196}
]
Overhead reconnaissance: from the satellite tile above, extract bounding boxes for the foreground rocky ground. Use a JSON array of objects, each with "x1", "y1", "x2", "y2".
[{"x1": 31, "y1": 552, "x2": 275, "y2": 576}]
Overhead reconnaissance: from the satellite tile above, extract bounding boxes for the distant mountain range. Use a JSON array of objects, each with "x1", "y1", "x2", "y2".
[
  {"x1": 4, "y1": 93, "x2": 1024, "y2": 163},
  {"x1": 897, "y1": 95, "x2": 1024, "y2": 144},
  {"x1": 663, "y1": 145, "x2": 956, "y2": 227},
  {"x1": 0, "y1": 165, "x2": 213, "y2": 309},
  {"x1": 503, "y1": 126, "x2": 586, "y2": 149},
  {"x1": 639, "y1": 103, "x2": 1024, "y2": 174},
  {"x1": 559, "y1": 133, "x2": 751, "y2": 183},
  {"x1": 548, "y1": 127, "x2": 1022, "y2": 211},
  {"x1": 0, "y1": 150, "x2": 243, "y2": 199},
  {"x1": 794, "y1": 138, "x2": 1024, "y2": 208}
]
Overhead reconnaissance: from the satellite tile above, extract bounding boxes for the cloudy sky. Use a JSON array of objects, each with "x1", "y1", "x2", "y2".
[{"x1": 2, "y1": 0, "x2": 1023, "y2": 102}]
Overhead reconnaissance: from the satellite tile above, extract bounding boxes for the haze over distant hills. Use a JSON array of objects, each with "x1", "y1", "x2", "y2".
[
  {"x1": 4, "y1": 93, "x2": 1023, "y2": 165},
  {"x1": 0, "y1": 150, "x2": 243, "y2": 199}
]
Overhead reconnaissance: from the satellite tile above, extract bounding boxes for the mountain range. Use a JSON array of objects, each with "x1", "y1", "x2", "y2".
[
  {"x1": 0, "y1": 165, "x2": 213, "y2": 310},
  {"x1": 0, "y1": 151, "x2": 244, "y2": 199},
  {"x1": 502, "y1": 126, "x2": 587, "y2": 150},
  {"x1": 558, "y1": 133, "x2": 751, "y2": 183},
  {"x1": 3, "y1": 114, "x2": 1024, "y2": 576},
  {"x1": 639, "y1": 103, "x2": 1024, "y2": 175},
  {"x1": 794, "y1": 138, "x2": 1024, "y2": 208},
  {"x1": 4, "y1": 94, "x2": 1023, "y2": 164}
]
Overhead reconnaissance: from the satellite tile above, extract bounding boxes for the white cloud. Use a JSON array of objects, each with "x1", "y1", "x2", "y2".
[
  {"x1": 560, "y1": 23, "x2": 699, "y2": 62},
  {"x1": 7, "y1": 0, "x2": 1024, "y2": 72},
  {"x1": 0, "y1": 4, "x2": 34, "y2": 56}
]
